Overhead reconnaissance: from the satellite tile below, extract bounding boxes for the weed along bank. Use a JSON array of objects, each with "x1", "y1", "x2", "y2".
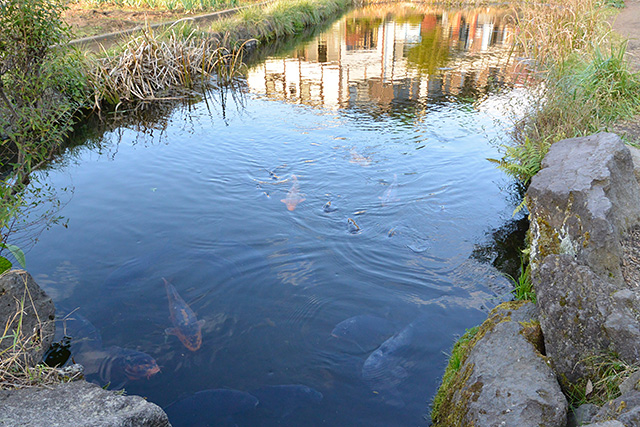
[{"x1": 3, "y1": 0, "x2": 640, "y2": 426}]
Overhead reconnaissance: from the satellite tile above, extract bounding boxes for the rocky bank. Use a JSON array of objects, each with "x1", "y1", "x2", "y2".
[
  {"x1": 432, "y1": 133, "x2": 640, "y2": 426},
  {"x1": 0, "y1": 270, "x2": 171, "y2": 427}
]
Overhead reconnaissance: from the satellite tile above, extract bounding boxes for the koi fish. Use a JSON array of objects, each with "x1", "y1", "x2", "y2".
[
  {"x1": 350, "y1": 149, "x2": 371, "y2": 166},
  {"x1": 55, "y1": 309, "x2": 161, "y2": 387},
  {"x1": 78, "y1": 346, "x2": 161, "y2": 389},
  {"x1": 281, "y1": 175, "x2": 306, "y2": 211},
  {"x1": 347, "y1": 218, "x2": 360, "y2": 234},
  {"x1": 380, "y1": 174, "x2": 398, "y2": 206},
  {"x1": 164, "y1": 278, "x2": 205, "y2": 352}
]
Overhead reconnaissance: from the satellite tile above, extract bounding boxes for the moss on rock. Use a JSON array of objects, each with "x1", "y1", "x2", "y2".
[{"x1": 430, "y1": 301, "x2": 528, "y2": 425}]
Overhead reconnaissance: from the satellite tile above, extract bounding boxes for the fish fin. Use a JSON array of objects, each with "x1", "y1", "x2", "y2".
[{"x1": 165, "y1": 327, "x2": 178, "y2": 336}]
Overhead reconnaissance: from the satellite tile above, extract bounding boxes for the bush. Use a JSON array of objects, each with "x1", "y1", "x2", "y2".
[{"x1": 0, "y1": 0, "x2": 91, "y2": 269}]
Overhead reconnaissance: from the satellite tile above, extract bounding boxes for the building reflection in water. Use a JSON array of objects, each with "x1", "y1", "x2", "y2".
[{"x1": 245, "y1": 4, "x2": 532, "y2": 111}]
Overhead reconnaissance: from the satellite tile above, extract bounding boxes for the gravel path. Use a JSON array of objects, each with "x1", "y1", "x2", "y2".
[{"x1": 611, "y1": 0, "x2": 640, "y2": 143}]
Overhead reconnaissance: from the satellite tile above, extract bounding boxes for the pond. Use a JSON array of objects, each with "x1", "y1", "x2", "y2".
[{"x1": 27, "y1": 4, "x2": 531, "y2": 426}]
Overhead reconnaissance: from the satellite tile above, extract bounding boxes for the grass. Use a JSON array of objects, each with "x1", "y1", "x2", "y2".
[
  {"x1": 501, "y1": 246, "x2": 535, "y2": 302},
  {"x1": 490, "y1": 0, "x2": 640, "y2": 185},
  {"x1": 565, "y1": 351, "x2": 639, "y2": 408},
  {"x1": 70, "y1": 0, "x2": 241, "y2": 12},
  {"x1": 431, "y1": 325, "x2": 479, "y2": 424},
  {"x1": 506, "y1": 257, "x2": 535, "y2": 302},
  {"x1": 209, "y1": 0, "x2": 350, "y2": 45},
  {"x1": 83, "y1": 0, "x2": 354, "y2": 107},
  {"x1": 0, "y1": 272, "x2": 76, "y2": 389}
]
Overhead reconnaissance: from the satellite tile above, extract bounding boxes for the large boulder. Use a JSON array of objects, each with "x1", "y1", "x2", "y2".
[
  {"x1": 432, "y1": 302, "x2": 568, "y2": 426},
  {"x1": 534, "y1": 255, "x2": 640, "y2": 383},
  {"x1": 0, "y1": 269, "x2": 56, "y2": 365},
  {"x1": 527, "y1": 133, "x2": 640, "y2": 284},
  {"x1": 0, "y1": 380, "x2": 171, "y2": 426},
  {"x1": 527, "y1": 133, "x2": 640, "y2": 386}
]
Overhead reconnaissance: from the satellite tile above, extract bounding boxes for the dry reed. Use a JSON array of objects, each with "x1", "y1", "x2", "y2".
[
  {"x1": 512, "y1": 0, "x2": 613, "y2": 67},
  {"x1": 0, "y1": 273, "x2": 75, "y2": 390},
  {"x1": 89, "y1": 25, "x2": 250, "y2": 107}
]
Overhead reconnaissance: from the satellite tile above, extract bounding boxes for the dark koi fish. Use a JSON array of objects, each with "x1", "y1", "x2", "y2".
[
  {"x1": 281, "y1": 175, "x2": 306, "y2": 211},
  {"x1": 164, "y1": 278, "x2": 205, "y2": 352},
  {"x1": 77, "y1": 346, "x2": 161, "y2": 389}
]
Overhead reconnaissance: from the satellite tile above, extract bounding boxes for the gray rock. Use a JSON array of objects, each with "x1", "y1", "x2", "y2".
[
  {"x1": 620, "y1": 370, "x2": 640, "y2": 395},
  {"x1": 527, "y1": 133, "x2": 640, "y2": 386},
  {"x1": 568, "y1": 403, "x2": 599, "y2": 426},
  {"x1": 0, "y1": 380, "x2": 170, "y2": 427},
  {"x1": 592, "y1": 390, "x2": 640, "y2": 426},
  {"x1": 535, "y1": 255, "x2": 616, "y2": 383},
  {"x1": 437, "y1": 302, "x2": 567, "y2": 426},
  {"x1": 527, "y1": 132, "x2": 640, "y2": 284},
  {"x1": 0, "y1": 270, "x2": 55, "y2": 365},
  {"x1": 626, "y1": 144, "x2": 640, "y2": 184},
  {"x1": 583, "y1": 422, "x2": 625, "y2": 427}
]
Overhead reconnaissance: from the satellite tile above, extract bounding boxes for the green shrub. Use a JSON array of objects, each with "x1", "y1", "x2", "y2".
[{"x1": 0, "y1": 0, "x2": 91, "y2": 265}]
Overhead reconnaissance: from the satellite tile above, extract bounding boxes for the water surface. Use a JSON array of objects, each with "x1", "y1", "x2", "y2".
[{"x1": 27, "y1": 4, "x2": 531, "y2": 426}]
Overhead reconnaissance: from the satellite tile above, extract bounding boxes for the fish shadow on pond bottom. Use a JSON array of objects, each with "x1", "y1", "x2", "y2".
[{"x1": 164, "y1": 384, "x2": 323, "y2": 427}]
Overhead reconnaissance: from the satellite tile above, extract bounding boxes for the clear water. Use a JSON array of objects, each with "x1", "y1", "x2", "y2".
[{"x1": 25, "y1": 4, "x2": 532, "y2": 426}]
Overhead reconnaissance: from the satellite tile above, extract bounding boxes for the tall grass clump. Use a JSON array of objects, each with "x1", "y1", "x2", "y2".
[
  {"x1": 498, "y1": 43, "x2": 640, "y2": 185},
  {"x1": 89, "y1": 25, "x2": 249, "y2": 106},
  {"x1": 0, "y1": 272, "x2": 75, "y2": 389},
  {"x1": 491, "y1": 0, "x2": 640, "y2": 185},
  {"x1": 210, "y1": 0, "x2": 350, "y2": 44}
]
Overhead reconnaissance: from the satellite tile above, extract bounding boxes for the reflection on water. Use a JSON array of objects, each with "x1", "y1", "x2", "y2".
[
  {"x1": 247, "y1": 4, "x2": 530, "y2": 109},
  {"x1": 24, "y1": 4, "x2": 535, "y2": 427}
]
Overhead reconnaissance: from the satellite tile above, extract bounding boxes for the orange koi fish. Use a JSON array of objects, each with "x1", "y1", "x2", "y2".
[
  {"x1": 281, "y1": 175, "x2": 306, "y2": 211},
  {"x1": 164, "y1": 278, "x2": 205, "y2": 352}
]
